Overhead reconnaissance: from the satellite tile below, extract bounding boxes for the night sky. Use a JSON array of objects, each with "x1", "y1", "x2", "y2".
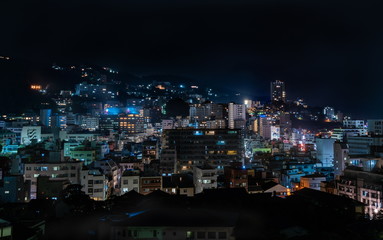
[{"x1": 1, "y1": 0, "x2": 383, "y2": 118}]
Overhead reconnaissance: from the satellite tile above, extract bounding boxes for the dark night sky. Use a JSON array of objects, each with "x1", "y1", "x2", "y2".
[{"x1": 1, "y1": 0, "x2": 383, "y2": 118}]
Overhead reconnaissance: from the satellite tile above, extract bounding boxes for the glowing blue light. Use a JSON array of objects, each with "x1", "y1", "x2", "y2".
[
  {"x1": 126, "y1": 210, "x2": 147, "y2": 218},
  {"x1": 105, "y1": 107, "x2": 120, "y2": 115},
  {"x1": 193, "y1": 131, "x2": 203, "y2": 136},
  {"x1": 217, "y1": 140, "x2": 226, "y2": 145},
  {"x1": 126, "y1": 107, "x2": 139, "y2": 114},
  {"x1": 242, "y1": 166, "x2": 246, "y2": 169}
]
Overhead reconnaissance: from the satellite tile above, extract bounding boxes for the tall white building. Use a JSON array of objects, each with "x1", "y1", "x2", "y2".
[
  {"x1": 316, "y1": 137, "x2": 336, "y2": 168},
  {"x1": 228, "y1": 103, "x2": 246, "y2": 129}
]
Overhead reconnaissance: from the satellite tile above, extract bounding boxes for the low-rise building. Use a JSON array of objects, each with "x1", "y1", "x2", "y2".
[
  {"x1": 224, "y1": 165, "x2": 255, "y2": 191},
  {"x1": 300, "y1": 174, "x2": 326, "y2": 191},
  {"x1": 193, "y1": 166, "x2": 218, "y2": 194},
  {"x1": 336, "y1": 157, "x2": 383, "y2": 219},
  {"x1": 120, "y1": 171, "x2": 140, "y2": 194},
  {"x1": 24, "y1": 160, "x2": 82, "y2": 199},
  {"x1": 0, "y1": 175, "x2": 30, "y2": 203},
  {"x1": 140, "y1": 176, "x2": 162, "y2": 195},
  {"x1": 80, "y1": 168, "x2": 109, "y2": 201},
  {"x1": 99, "y1": 208, "x2": 236, "y2": 240},
  {"x1": 162, "y1": 174, "x2": 194, "y2": 196}
]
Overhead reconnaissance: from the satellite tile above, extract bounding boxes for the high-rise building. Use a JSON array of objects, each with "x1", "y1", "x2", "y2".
[
  {"x1": 316, "y1": 137, "x2": 336, "y2": 168},
  {"x1": 270, "y1": 80, "x2": 286, "y2": 102},
  {"x1": 228, "y1": 103, "x2": 246, "y2": 129}
]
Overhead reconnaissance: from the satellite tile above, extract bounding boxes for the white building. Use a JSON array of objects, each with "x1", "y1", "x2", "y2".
[
  {"x1": 331, "y1": 128, "x2": 367, "y2": 142},
  {"x1": 120, "y1": 172, "x2": 140, "y2": 194},
  {"x1": 91, "y1": 159, "x2": 120, "y2": 189},
  {"x1": 343, "y1": 119, "x2": 365, "y2": 129},
  {"x1": 316, "y1": 137, "x2": 335, "y2": 168},
  {"x1": 228, "y1": 103, "x2": 246, "y2": 129},
  {"x1": 21, "y1": 126, "x2": 42, "y2": 145},
  {"x1": 193, "y1": 166, "x2": 218, "y2": 194},
  {"x1": 80, "y1": 168, "x2": 109, "y2": 200}
]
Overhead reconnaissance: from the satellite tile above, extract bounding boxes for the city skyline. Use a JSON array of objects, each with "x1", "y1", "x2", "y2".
[
  {"x1": 2, "y1": 1, "x2": 383, "y2": 239},
  {"x1": 1, "y1": 0, "x2": 383, "y2": 118}
]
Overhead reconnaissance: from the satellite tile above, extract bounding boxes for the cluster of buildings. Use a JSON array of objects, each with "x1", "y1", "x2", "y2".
[{"x1": 2, "y1": 71, "x2": 383, "y2": 239}]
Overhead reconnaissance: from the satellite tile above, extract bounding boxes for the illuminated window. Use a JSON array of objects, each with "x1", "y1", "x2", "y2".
[{"x1": 227, "y1": 150, "x2": 237, "y2": 155}]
